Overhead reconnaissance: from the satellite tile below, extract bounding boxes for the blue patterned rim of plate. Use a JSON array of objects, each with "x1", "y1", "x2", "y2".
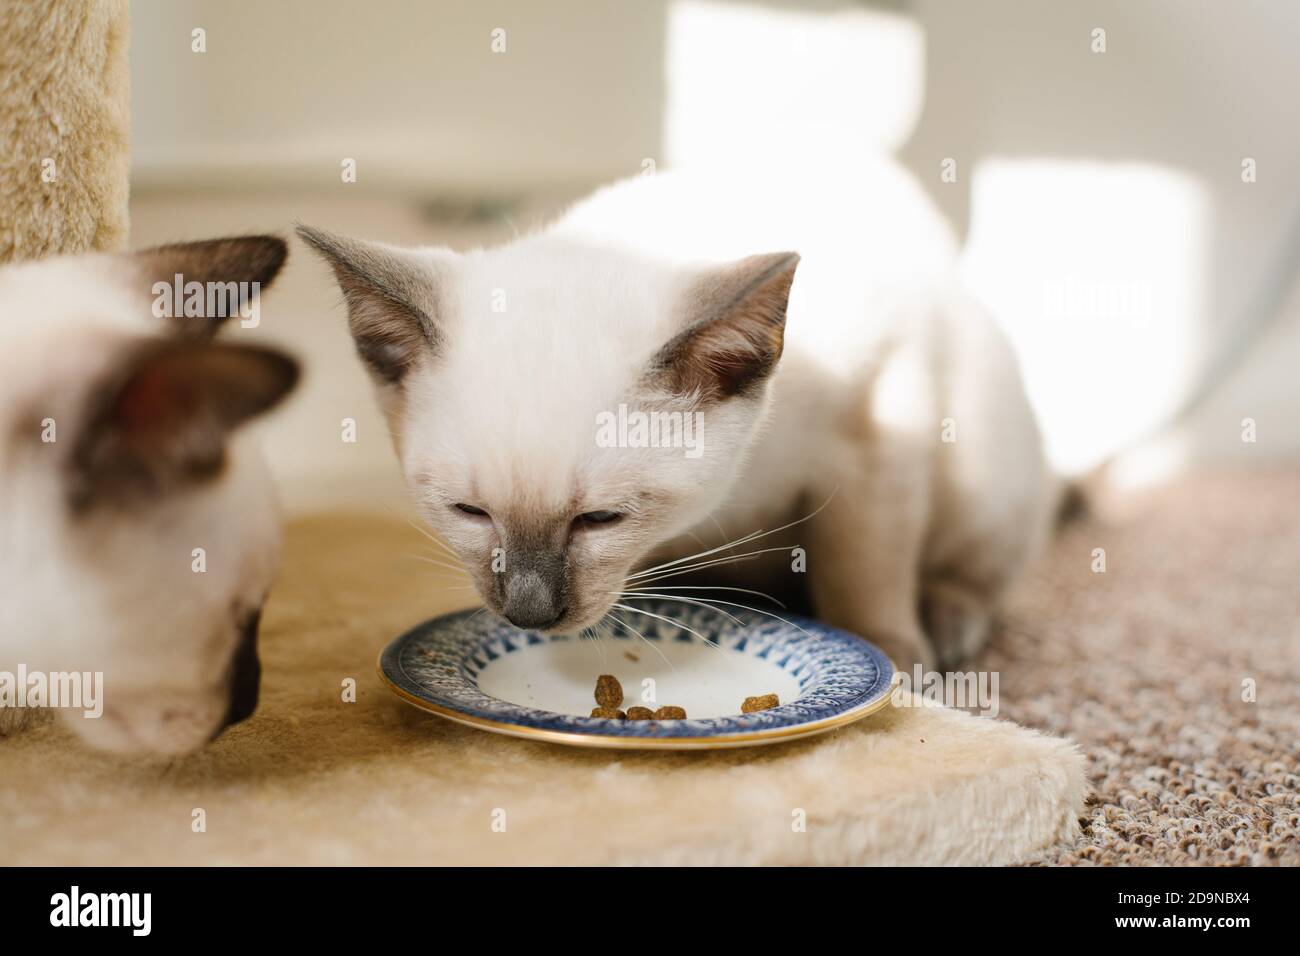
[{"x1": 378, "y1": 598, "x2": 896, "y2": 747}]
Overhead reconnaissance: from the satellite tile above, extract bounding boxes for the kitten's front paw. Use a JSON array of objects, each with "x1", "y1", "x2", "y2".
[{"x1": 921, "y1": 582, "x2": 994, "y2": 671}]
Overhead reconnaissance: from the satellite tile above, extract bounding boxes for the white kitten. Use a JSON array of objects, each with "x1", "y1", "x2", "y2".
[
  {"x1": 300, "y1": 159, "x2": 1052, "y2": 669},
  {"x1": 0, "y1": 238, "x2": 297, "y2": 754}
]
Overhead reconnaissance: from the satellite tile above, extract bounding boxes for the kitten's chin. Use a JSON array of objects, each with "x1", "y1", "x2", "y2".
[
  {"x1": 489, "y1": 603, "x2": 607, "y2": 637},
  {"x1": 60, "y1": 697, "x2": 227, "y2": 756}
]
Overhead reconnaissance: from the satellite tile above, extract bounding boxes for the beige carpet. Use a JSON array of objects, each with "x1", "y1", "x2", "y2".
[
  {"x1": 1000, "y1": 470, "x2": 1300, "y2": 865},
  {"x1": 2, "y1": 514, "x2": 1085, "y2": 866}
]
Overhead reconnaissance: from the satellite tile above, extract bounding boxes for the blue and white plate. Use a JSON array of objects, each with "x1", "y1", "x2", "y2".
[{"x1": 378, "y1": 599, "x2": 896, "y2": 750}]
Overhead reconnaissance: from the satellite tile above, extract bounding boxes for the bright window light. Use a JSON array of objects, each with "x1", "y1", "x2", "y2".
[
  {"x1": 961, "y1": 159, "x2": 1210, "y2": 474},
  {"x1": 665, "y1": 0, "x2": 925, "y2": 170}
]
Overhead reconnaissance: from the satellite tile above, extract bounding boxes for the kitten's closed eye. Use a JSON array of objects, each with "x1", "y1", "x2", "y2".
[
  {"x1": 452, "y1": 504, "x2": 621, "y2": 526},
  {"x1": 575, "y1": 510, "x2": 622, "y2": 526}
]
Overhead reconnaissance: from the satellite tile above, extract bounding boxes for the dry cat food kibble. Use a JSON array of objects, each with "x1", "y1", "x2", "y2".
[
  {"x1": 590, "y1": 676, "x2": 688, "y2": 722},
  {"x1": 594, "y1": 674, "x2": 623, "y2": 709},
  {"x1": 741, "y1": 694, "x2": 780, "y2": 713}
]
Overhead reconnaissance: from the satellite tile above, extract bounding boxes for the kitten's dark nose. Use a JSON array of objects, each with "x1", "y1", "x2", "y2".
[
  {"x1": 218, "y1": 608, "x2": 262, "y2": 734},
  {"x1": 501, "y1": 568, "x2": 566, "y2": 630},
  {"x1": 504, "y1": 604, "x2": 566, "y2": 630}
]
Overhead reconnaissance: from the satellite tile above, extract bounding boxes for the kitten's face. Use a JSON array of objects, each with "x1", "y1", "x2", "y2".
[
  {"x1": 0, "y1": 239, "x2": 297, "y2": 754},
  {"x1": 300, "y1": 227, "x2": 797, "y2": 633}
]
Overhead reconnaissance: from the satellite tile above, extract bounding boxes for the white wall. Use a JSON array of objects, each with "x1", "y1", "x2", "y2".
[
  {"x1": 900, "y1": 0, "x2": 1300, "y2": 476},
  {"x1": 131, "y1": 0, "x2": 666, "y2": 195},
  {"x1": 130, "y1": 0, "x2": 1300, "y2": 509}
]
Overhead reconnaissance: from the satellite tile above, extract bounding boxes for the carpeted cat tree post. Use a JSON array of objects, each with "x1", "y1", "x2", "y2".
[{"x1": 0, "y1": 0, "x2": 130, "y2": 263}]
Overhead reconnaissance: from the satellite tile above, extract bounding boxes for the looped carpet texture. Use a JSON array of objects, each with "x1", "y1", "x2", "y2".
[{"x1": 996, "y1": 470, "x2": 1300, "y2": 865}]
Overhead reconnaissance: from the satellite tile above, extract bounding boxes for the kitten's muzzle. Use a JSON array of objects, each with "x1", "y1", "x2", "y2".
[
  {"x1": 217, "y1": 607, "x2": 262, "y2": 735},
  {"x1": 499, "y1": 561, "x2": 567, "y2": 630}
]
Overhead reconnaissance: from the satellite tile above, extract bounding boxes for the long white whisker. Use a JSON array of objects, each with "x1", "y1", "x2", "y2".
[
  {"x1": 579, "y1": 625, "x2": 607, "y2": 666},
  {"x1": 409, "y1": 555, "x2": 470, "y2": 575},
  {"x1": 627, "y1": 487, "x2": 838, "y2": 581},
  {"x1": 398, "y1": 513, "x2": 462, "y2": 562},
  {"x1": 705, "y1": 512, "x2": 730, "y2": 544},
  {"x1": 635, "y1": 593, "x2": 819, "y2": 642},
  {"x1": 616, "y1": 584, "x2": 787, "y2": 609},
  {"x1": 610, "y1": 603, "x2": 719, "y2": 649},
  {"x1": 681, "y1": 528, "x2": 709, "y2": 551},
  {"x1": 628, "y1": 528, "x2": 767, "y2": 580},
  {"x1": 628, "y1": 546, "x2": 794, "y2": 586},
  {"x1": 607, "y1": 611, "x2": 673, "y2": 669},
  {"x1": 424, "y1": 536, "x2": 463, "y2": 563},
  {"x1": 625, "y1": 555, "x2": 765, "y2": 588},
  {"x1": 612, "y1": 592, "x2": 744, "y2": 626}
]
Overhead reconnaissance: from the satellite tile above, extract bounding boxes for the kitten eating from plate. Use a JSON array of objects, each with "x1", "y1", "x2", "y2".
[{"x1": 300, "y1": 160, "x2": 1054, "y2": 670}]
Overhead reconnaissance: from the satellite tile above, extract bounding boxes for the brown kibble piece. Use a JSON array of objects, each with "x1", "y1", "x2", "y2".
[
  {"x1": 741, "y1": 694, "x2": 779, "y2": 713},
  {"x1": 590, "y1": 707, "x2": 626, "y2": 719},
  {"x1": 625, "y1": 706, "x2": 654, "y2": 720},
  {"x1": 594, "y1": 674, "x2": 623, "y2": 709},
  {"x1": 653, "y1": 705, "x2": 687, "y2": 720}
]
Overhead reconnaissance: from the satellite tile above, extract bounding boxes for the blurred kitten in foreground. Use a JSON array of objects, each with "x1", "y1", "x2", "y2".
[{"x1": 0, "y1": 237, "x2": 297, "y2": 754}]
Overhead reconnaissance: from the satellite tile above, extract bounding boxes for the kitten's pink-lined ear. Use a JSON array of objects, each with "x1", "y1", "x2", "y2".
[
  {"x1": 652, "y1": 251, "x2": 800, "y2": 402},
  {"x1": 68, "y1": 341, "x2": 299, "y2": 511},
  {"x1": 134, "y1": 235, "x2": 288, "y2": 338},
  {"x1": 296, "y1": 225, "x2": 449, "y2": 385}
]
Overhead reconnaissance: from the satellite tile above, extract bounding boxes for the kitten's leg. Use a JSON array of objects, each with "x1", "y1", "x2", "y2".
[
  {"x1": 920, "y1": 291, "x2": 1053, "y2": 668},
  {"x1": 805, "y1": 488, "x2": 932, "y2": 671},
  {"x1": 920, "y1": 502, "x2": 1047, "y2": 668},
  {"x1": 920, "y1": 576, "x2": 996, "y2": 670},
  {"x1": 804, "y1": 344, "x2": 937, "y2": 671}
]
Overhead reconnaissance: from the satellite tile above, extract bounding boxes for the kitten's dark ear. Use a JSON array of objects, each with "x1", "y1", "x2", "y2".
[
  {"x1": 68, "y1": 341, "x2": 299, "y2": 511},
  {"x1": 296, "y1": 225, "x2": 447, "y2": 385},
  {"x1": 651, "y1": 252, "x2": 799, "y2": 402},
  {"x1": 134, "y1": 235, "x2": 288, "y2": 338}
]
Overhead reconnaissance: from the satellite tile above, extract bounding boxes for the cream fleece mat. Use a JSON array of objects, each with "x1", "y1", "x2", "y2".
[{"x1": 1, "y1": 514, "x2": 1085, "y2": 866}]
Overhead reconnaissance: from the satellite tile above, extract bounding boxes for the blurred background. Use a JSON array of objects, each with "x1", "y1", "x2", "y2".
[{"x1": 128, "y1": 0, "x2": 1300, "y2": 514}]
